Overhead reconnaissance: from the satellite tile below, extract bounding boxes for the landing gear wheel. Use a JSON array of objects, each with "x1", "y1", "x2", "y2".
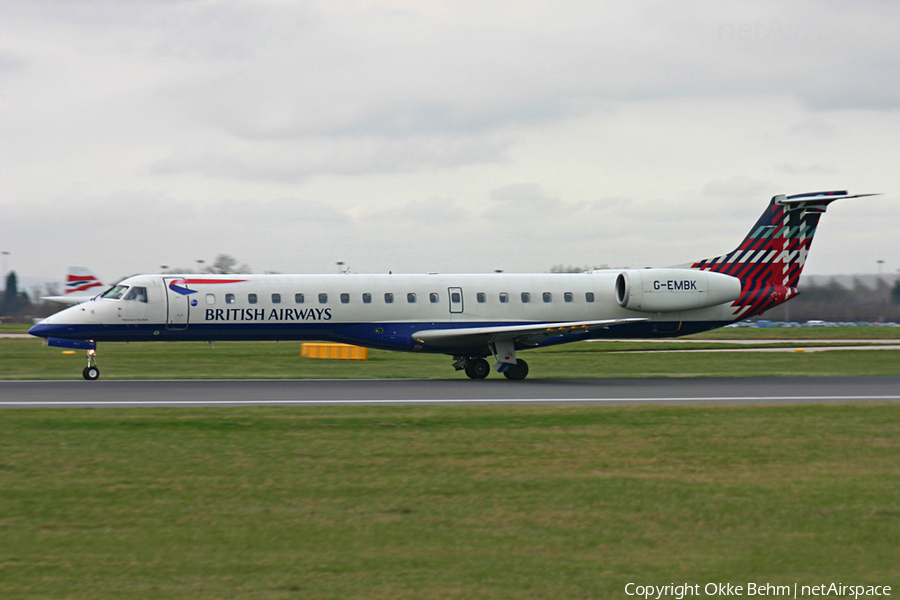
[
  {"x1": 464, "y1": 358, "x2": 490, "y2": 379},
  {"x1": 503, "y1": 359, "x2": 529, "y2": 381},
  {"x1": 83, "y1": 347, "x2": 99, "y2": 380}
]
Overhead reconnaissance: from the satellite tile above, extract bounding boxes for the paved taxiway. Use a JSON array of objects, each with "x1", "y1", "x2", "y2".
[{"x1": 1, "y1": 376, "x2": 899, "y2": 408}]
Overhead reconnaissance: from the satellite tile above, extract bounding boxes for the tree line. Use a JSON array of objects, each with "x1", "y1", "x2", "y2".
[{"x1": 760, "y1": 277, "x2": 900, "y2": 323}]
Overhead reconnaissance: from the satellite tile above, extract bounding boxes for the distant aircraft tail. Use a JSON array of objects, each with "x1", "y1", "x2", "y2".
[
  {"x1": 65, "y1": 267, "x2": 105, "y2": 296},
  {"x1": 42, "y1": 267, "x2": 107, "y2": 305},
  {"x1": 690, "y1": 191, "x2": 877, "y2": 319}
]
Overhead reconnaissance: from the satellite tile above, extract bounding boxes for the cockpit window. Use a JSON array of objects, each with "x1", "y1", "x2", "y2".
[
  {"x1": 124, "y1": 287, "x2": 148, "y2": 303},
  {"x1": 101, "y1": 285, "x2": 129, "y2": 300}
]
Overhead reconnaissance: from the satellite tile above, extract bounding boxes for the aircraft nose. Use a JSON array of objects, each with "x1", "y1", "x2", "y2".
[{"x1": 29, "y1": 322, "x2": 54, "y2": 338}]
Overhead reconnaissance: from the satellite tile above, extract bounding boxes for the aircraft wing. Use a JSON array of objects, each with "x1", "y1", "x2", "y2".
[{"x1": 412, "y1": 318, "x2": 647, "y2": 348}]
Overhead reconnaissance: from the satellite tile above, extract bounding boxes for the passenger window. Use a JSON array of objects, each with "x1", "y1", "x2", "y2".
[
  {"x1": 363, "y1": 293, "x2": 372, "y2": 304},
  {"x1": 341, "y1": 293, "x2": 350, "y2": 304},
  {"x1": 124, "y1": 287, "x2": 148, "y2": 303},
  {"x1": 499, "y1": 293, "x2": 509, "y2": 303},
  {"x1": 564, "y1": 292, "x2": 573, "y2": 303},
  {"x1": 226, "y1": 293, "x2": 235, "y2": 304},
  {"x1": 521, "y1": 292, "x2": 531, "y2": 303},
  {"x1": 318, "y1": 293, "x2": 328, "y2": 304},
  {"x1": 543, "y1": 292, "x2": 552, "y2": 303},
  {"x1": 585, "y1": 292, "x2": 595, "y2": 303},
  {"x1": 205, "y1": 293, "x2": 215, "y2": 305},
  {"x1": 477, "y1": 292, "x2": 486, "y2": 303},
  {"x1": 385, "y1": 293, "x2": 394, "y2": 304},
  {"x1": 295, "y1": 293, "x2": 304, "y2": 304},
  {"x1": 429, "y1": 292, "x2": 439, "y2": 303},
  {"x1": 272, "y1": 293, "x2": 281, "y2": 304},
  {"x1": 407, "y1": 293, "x2": 416, "y2": 303},
  {"x1": 249, "y1": 293, "x2": 258, "y2": 304}
]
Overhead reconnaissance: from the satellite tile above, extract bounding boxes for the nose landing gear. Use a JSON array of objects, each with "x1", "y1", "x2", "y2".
[{"x1": 82, "y1": 349, "x2": 99, "y2": 380}]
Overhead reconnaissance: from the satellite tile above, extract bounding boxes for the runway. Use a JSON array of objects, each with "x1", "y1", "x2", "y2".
[{"x1": 2, "y1": 376, "x2": 900, "y2": 408}]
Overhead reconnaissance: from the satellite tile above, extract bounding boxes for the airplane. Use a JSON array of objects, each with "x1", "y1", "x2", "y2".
[
  {"x1": 41, "y1": 267, "x2": 107, "y2": 305},
  {"x1": 29, "y1": 191, "x2": 875, "y2": 381}
]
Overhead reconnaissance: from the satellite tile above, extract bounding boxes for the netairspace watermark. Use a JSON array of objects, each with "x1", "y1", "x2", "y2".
[
  {"x1": 625, "y1": 582, "x2": 891, "y2": 599},
  {"x1": 714, "y1": 19, "x2": 838, "y2": 42}
]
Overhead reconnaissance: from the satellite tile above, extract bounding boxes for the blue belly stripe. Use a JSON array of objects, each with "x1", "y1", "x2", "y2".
[{"x1": 30, "y1": 320, "x2": 731, "y2": 355}]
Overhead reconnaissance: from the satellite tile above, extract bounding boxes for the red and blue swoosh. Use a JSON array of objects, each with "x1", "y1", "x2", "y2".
[{"x1": 168, "y1": 278, "x2": 247, "y2": 295}]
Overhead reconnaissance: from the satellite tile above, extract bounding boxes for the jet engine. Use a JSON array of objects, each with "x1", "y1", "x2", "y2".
[{"x1": 615, "y1": 269, "x2": 742, "y2": 313}]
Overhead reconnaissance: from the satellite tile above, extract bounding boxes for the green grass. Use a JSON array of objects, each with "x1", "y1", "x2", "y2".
[
  {"x1": 1, "y1": 404, "x2": 898, "y2": 599},
  {"x1": 689, "y1": 326, "x2": 900, "y2": 340},
  {"x1": 4, "y1": 333, "x2": 900, "y2": 379}
]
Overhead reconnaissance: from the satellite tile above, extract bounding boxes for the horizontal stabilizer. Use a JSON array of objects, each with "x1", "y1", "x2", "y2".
[
  {"x1": 775, "y1": 191, "x2": 879, "y2": 204},
  {"x1": 42, "y1": 295, "x2": 91, "y2": 305}
]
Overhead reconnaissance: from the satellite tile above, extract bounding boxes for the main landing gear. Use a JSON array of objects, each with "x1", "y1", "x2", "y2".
[
  {"x1": 464, "y1": 357, "x2": 490, "y2": 379},
  {"x1": 452, "y1": 356, "x2": 530, "y2": 380},
  {"x1": 82, "y1": 348, "x2": 99, "y2": 380},
  {"x1": 502, "y1": 360, "x2": 529, "y2": 381}
]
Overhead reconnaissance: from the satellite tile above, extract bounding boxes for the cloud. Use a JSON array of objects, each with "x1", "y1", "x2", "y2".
[
  {"x1": 702, "y1": 176, "x2": 777, "y2": 201},
  {"x1": 359, "y1": 197, "x2": 467, "y2": 227},
  {"x1": 482, "y1": 184, "x2": 562, "y2": 221},
  {"x1": 129, "y1": 1, "x2": 900, "y2": 147},
  {"x1": 0, "y1": 49, "x2": 26, "y2": 75},
  {"x1": 774, "y1": 163, "x2": 838, "y2": 175},
  {"x1": 787, "y1": 118, "x2": 836, "y2": 140},
  {"x1": 3, "y1": 0, "x2": 899, "y2": 280},
  {"x1": 147, "y1": 133, "x2": 511, "y2": 181}
]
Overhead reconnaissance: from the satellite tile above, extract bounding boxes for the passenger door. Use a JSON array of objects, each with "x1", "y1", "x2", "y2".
[
  {"x1": 448, "y1": 287, "x2": 464, "y2": 314},
  {"x1": 163, "y1": 277, "x2": 191, "y2": 330}
]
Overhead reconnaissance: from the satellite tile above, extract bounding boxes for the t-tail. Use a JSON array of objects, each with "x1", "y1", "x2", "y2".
[{"x1": 690, "y1": 191, "x2": 877, "y2": 320}]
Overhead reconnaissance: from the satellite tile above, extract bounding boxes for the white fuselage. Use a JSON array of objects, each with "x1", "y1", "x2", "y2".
[{"x1": 32, "y1": 271, "x2": 738, "y2": 355}]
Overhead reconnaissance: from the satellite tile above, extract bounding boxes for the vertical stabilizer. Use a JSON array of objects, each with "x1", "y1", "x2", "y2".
[
  {"x1": 42, "y1": 267, "x2": 107, "y2": 305},
  {"x1": 691, "y1": 191, "x2": 875, "y2": 319},
  {"x1": 66, "y1": 267, "x2": 105, "y2": 296}
]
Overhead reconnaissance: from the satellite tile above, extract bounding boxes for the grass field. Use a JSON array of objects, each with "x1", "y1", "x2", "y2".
[
  {"x1": 1, "y1": 403, "x2": 898, "y2": 599},
  {"x1": 3, "y1": 328, "x2": 899, "y2": 598},
  {"x1": 3, "y1": 330, "x2": 900, "y2": 380}
]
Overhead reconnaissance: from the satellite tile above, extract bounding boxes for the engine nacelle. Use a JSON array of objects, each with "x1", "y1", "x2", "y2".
[{"x1": 615, "y1": 269, "x2": 742, "y2": 313}]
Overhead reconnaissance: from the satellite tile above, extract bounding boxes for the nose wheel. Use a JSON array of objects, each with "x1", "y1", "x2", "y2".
[{"x1": 82, "y1": 349, "x2": 99, "y2": 380}]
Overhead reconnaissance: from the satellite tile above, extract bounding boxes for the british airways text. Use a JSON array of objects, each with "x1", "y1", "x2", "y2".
[{"x1": 205, "y1": 308, "x2": 333, "y2": 322}]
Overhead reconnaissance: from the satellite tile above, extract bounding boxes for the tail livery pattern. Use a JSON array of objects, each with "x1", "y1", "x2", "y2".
[
  {"x1": 66, "y1": 267, "x2": 105, "y2": 295},
  {"x1": 691, "y1": 191, "x2": 876, "y2": 319},
  {"x1": 42, "y1": 267, "x2": 108, "y2": 305}
]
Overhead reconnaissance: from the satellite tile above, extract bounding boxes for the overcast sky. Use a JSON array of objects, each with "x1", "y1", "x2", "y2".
[{"x1": 2, "y1": 0, "x2": 898, "y2": 287}]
